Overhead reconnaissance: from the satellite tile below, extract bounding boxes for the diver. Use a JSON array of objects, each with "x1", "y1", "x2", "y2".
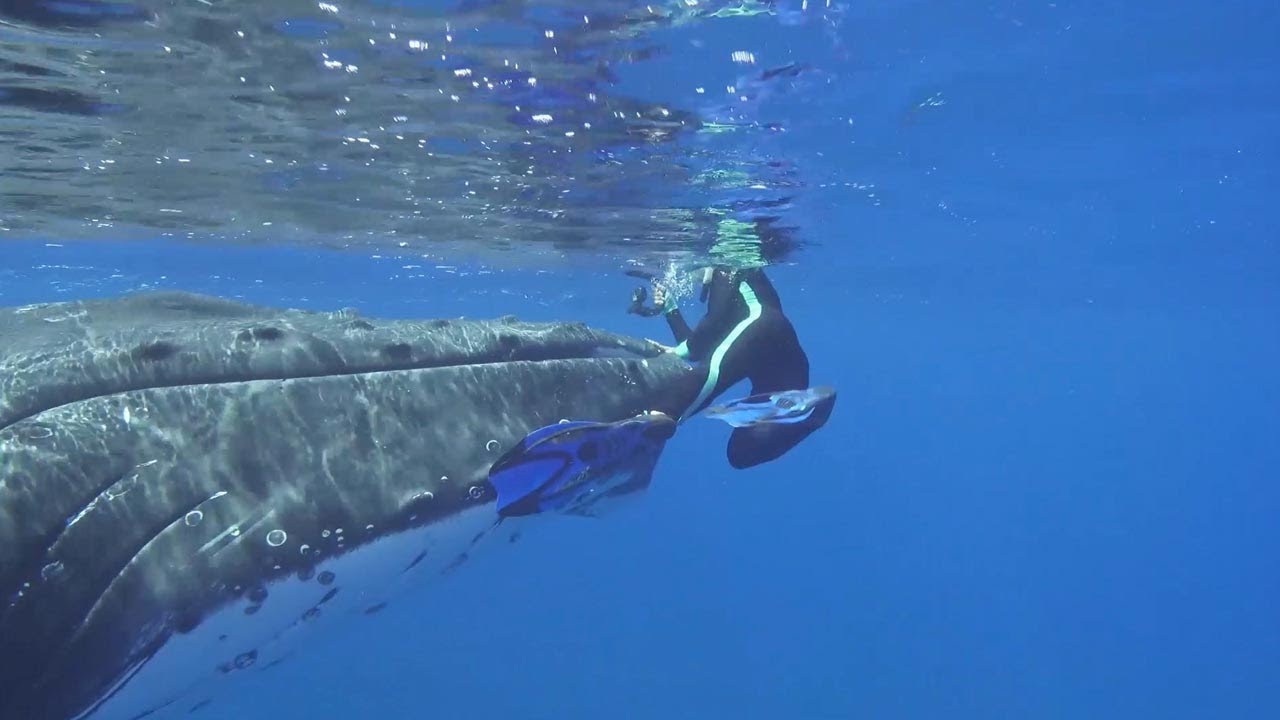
[
  {"x1": 486, "y1": 265, "x2": 835, "y2": 518},
  {"x1": 628, "y1": 265, "x2": 835, "y2": 469}
]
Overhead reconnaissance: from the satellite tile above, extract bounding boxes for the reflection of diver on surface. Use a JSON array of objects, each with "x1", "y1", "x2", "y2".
[{"x1": 629, "y1": 266, "x2": 835, "y2": 469}]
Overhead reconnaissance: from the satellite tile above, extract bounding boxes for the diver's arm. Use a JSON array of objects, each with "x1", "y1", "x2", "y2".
[
  {"x1": 665, "y1": 308, "x2": 693, "y2": 343},
  {"x1": 664, "y1": 308, "x2": 696, "y2": 360},
  {"x1": 651, "y1": 282, "x2": 693, "y2": 355}
]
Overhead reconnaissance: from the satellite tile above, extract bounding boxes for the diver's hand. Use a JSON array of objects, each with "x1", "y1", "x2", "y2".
[
  {"x1": 627, "y1": 286, "x2": 666, "y2": 317},
  {"x1": 651, "y1": 283, "x2": 668, "y2": 310}
]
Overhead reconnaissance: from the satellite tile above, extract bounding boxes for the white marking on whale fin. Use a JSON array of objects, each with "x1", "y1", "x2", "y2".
[
  {"x1": 69, "y1": 505, "x2": 202, "y2": 646},
  {"x1": 82, "y1": 506, "x2": 505, "y2": 720}
]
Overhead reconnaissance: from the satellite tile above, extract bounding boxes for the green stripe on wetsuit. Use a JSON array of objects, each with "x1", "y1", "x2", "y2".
[{"x1": 679, "y1": 281, "x2": 762, "y2": 422}]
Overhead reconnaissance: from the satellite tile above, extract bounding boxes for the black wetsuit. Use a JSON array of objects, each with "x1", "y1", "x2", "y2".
[{"x1": 654, "y1": 268, "x2": 833, "y2": 468}]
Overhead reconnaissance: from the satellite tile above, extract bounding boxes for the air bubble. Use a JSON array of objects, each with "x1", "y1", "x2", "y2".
[
  {"x1": 486, "y1": 439, "x2": 500, "y2": 452},
  {"x1": 21, "y1": 425, "x2": 53, "y2": 440},
  {"x1": 184, "y1": 510, "x2": 204, "y2": 527},
  {"x1": 229, "y1": 526, "x2": 241, "y2": 537},
  {"x1": 299, "y1": 544, "x2": 311, "y2": 555},
  {"x1": 233, "y1": 650, "x2": 256, "y2": 669},
  {"x1": 41, "y1": 561, "x2": 64, "y2": 581},
  {"x1": 322, "y1": 529, "x2": 331, "y2": 538},
  {"x1": 266, "y1": 529, "x2": 287, "y2": 547},
  {"x1": 468, "y1": 485, "x2": 484, "y2": 500}
]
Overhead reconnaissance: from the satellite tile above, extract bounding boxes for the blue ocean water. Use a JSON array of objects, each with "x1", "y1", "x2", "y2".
[{"x1": 2, "y1": 0, "x2": 1278, "y2": 718}]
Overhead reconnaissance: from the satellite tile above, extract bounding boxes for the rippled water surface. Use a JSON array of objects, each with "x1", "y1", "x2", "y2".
[{"x1": 1, "y1": 0, "x2": 833, "y2": 264}]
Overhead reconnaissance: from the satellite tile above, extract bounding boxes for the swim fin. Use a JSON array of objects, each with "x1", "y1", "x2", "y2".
[
  {"x1": 704, "y1": 386, "x2": 836, "y2": 428},
  {"x1": 725, "y1": 390, "x2": 836, "y2": 469},
  {"x1": 488, "y1": 413, "x2": 677, "y2": 517},
  {"x1": 515, "y1": 420, "x2": 597, "y2": 449}
]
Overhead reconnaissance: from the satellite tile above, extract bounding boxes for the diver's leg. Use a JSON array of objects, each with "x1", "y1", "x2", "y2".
[
  {"x1": 724, "y1": 314, "x2": 833, "y2": 469},
  {"x1": 674, "y1": 314, "x2": 770, "y2": 420},
  {"x1": 647, "y1": 313, "x2": 761, "y2": 420},
  {"x1": 650, "y1": 367, "x2": 709, "y2": 419},
  {"x1": 743, "y1": 314, "x2": 809, "y2": 394}
]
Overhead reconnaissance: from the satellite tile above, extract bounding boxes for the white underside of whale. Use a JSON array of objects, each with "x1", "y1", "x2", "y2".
[{"x1": 78, "y1": 504, "x2": 507, "y2": 720}]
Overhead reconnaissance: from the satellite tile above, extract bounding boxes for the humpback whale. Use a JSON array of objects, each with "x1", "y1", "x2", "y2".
[{"x1": 0, "y1": 292, "x2": 693, "y2": 720}]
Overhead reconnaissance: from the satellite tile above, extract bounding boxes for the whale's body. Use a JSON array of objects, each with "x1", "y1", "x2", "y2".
[{"x1": 0, "y1": 292, "x2": 692, "y2": 720}]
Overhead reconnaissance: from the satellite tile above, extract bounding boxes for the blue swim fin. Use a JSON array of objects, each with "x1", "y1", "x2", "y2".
[
  {"x1": 488, "y1": 414, "x2": 677, "y2": 518},
  {"x1": 513, "y1": 420, "x2": 596, "y2": 451},
  {"x1": 489, "y1": 455, "x2": 572, "y2": 516}
]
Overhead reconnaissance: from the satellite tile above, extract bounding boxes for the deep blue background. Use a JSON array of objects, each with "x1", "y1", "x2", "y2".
[{"x1": 2, "y1": 0, "x2": 1277, "y2": 717}]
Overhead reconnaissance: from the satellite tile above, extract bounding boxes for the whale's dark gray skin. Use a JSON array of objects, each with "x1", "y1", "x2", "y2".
[{"x1": 0, "y1": 292, "x2": 693, "y2": 720}]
